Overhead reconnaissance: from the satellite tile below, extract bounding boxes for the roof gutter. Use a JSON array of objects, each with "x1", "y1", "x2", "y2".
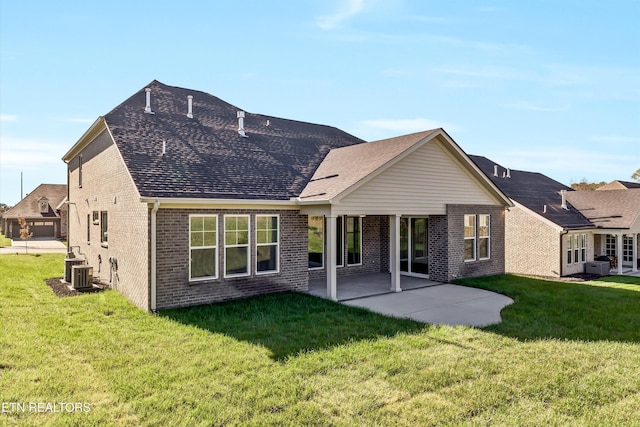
[
  {"x1": 150, "y1": 198, "x2": 160, "y2": 311},
  {"x1": 140, "y1": 196, "x2": 299, "y2": 207}
]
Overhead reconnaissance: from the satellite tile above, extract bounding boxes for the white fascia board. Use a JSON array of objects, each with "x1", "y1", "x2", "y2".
[
  {"x1": 62, "y1": 117, "x2": 106, "y2": 161},
  {"x1": 140, "y1": 197, "x2": 299, "y2": 209}
]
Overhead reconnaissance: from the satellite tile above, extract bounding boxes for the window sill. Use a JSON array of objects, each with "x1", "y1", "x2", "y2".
[{"x1": 101, "y1": 243, "x2": 108, "y2": 248}]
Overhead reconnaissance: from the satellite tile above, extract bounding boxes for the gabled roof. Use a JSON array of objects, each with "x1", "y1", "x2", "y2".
[
  {"x1": 565, "y1": 189, "x2": 640, "y2": 229},
  {"x1": 597, "y1": 180, "x2": 640, "y2": 191},
  {"x1": 3, "y1": 184, "x2": 67, "y2": 219},
  {"x1": 469, "y1": 155, "x2": 593, "y2": 229},
  {"x1": 300, "y1": 130, "x2": 511, "y2": 206},
  {"x1": 299, "y1": 130, "x2": 439, "y2": 202},
  {"x1": 100, "y1": 80, "x2": 364, "y2": 200}
]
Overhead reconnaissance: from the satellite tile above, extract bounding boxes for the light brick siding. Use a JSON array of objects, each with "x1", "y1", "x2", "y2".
[
  {"x1": 504, "y1": 206, "x2": 561, "y2": 277},
  {"x1": 309, "y1": 216, "x2": 389, "y2": 280},
  {"x1": 155, "y1": 208, "x2": 308, "y2": 310},
  {"x1": 68, "y1": 130, "x2": 150, "y2": 310},
  {"x1": 440, "y1": 205, "x2": 506, "y2": 282}
]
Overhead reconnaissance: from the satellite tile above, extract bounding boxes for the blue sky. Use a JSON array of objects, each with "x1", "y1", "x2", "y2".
[{"x1": 1, "y1": 0, "x2": 639, "y2": 206}]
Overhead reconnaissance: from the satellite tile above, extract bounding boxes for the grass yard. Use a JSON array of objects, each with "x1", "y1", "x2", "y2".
[
  {"x1": 0, "y1": 233, "x2": 11, "y2": 247},
  {"x1": 1, "y1": 254, "x2": 639, "y2": 426}
]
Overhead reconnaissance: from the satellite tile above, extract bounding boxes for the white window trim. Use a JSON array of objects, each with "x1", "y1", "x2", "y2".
[
  {"x1": 346, "y1": 216, "x2": 363, "y2": 266},
  {"x1": 308, "y1": 216, "x2": 325, "y2": 270},
  {"x1": 100, "y1": 211, "x2": 108, "y2": 248},
  {"x1": 256, "y1": 214, "x2": 279, "y2": 275},
  {"x1": 478, "y1": 214, "x2": 491, "y2": 260},
  {"x1": 464, "y1": 214, "x2": 476, "y2": 262},
  {"x1": 189, "y1": 214, "x2": 218, "y2": 282},
  {"x1": 224, "y1": 214, "x2": 251, "y2": 278}
]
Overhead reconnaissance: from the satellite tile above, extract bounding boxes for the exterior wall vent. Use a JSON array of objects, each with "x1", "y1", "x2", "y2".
[
  {"x1": 144, "y1": 88, "x2": 155, "y2": 114},
  {"x1": 187, "y1": 95, "x2": 193, "y2": 118}
]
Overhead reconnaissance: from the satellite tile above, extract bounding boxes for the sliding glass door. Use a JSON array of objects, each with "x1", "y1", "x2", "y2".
[{"x1": 400, "y1": 217, "x2": 429, "y2": 277}]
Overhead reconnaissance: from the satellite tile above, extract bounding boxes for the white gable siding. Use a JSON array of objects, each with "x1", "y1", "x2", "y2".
[{"x1": 334, "y1": 140, "x2": 498, "y2": 215}]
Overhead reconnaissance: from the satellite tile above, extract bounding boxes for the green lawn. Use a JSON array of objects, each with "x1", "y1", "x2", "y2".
[
  {"x1": 1, "y1": 254, "x2": 639, "y2": 426},
  {"x1": 0, "y1": 233, "x2": 11, "y2": 247}
]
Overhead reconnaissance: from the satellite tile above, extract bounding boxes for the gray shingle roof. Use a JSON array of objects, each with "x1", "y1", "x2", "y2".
[
  {"x1": 597, "y1": 180, "x2": 640, "y2": 191},
  {"x1": 565, "y1": 189, "x2": 640, "y2": 229},
  {"x1": 469, "y1": 155, "x2": 593, "y2": 229},
  {"x1": 3, "y1": 184, "x2": 67, "y2": 219},
  {"x1": 103, "y1": 80, "x2": 365, "y2": 200}
]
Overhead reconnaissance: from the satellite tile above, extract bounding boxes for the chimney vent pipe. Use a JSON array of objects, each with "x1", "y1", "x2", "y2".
[
  {"x1": 560, "y1": 190, "x2": 568, "y2": 210},
  {"x1": 187, "y1": 95, "x2": 193, "y2": 118},
  {"x1": 144, "y1": 88, "x2": 154, "y2": 114},
  {"x1": 237, "y1": 110, "x2": 248, "y2": 137},
  {"x1": 493, "y1": 165, "x2": 498, "y2": 177}
]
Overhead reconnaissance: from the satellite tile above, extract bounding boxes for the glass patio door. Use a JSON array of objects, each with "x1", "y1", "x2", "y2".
[{"x1": 400, "y1": 217, "x2": 429, "y2": 277}]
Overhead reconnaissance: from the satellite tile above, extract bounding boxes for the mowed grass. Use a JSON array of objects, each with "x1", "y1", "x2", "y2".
[
  {"x1": 1, "y1": 254, "x2": 639, "y2": 426},
  {"x1": 0, "y1": 233, "x2": 11, "y2": 247}
]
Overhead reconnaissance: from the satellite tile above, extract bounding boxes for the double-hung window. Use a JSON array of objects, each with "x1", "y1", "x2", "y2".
[
  {"x1": 478, "y1": 214, "x2": 490, "y2": 259},
  {"x1": 464, "y1": 215, "x2": 476, "y2": 261},
  {"x1": 100, "y1": 211, "x2": 108, "y2": 247},
  {"x1": 346, "y1": 216, "x2": 362, "y2": 265},
  {"x1": 568, "y1": 234, "x2": 587, "y2": 265},
  {"x1": 189, "y1": 215, "x2": 217, "y2": 281},
  {"x1": 256, "y1": 215, "x2": 278, "y2": 274},
  {"x1": 225, "y1": 215, "x2": 250, "y2": 277}
]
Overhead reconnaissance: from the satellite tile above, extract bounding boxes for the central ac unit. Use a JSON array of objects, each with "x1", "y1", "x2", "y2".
[
  {"x1": 64, "y1": 258, "x2": 86, "y2": 283},
  {"x1": 72, "y1": 265, "x2": 93, "y2": 289}
]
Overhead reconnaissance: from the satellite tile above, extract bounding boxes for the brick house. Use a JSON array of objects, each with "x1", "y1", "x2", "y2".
[
  {"x1": 471, "y1": 156, "x2": 640, "y2": 277},
  {"x1": 62, "y1": 80, "x2": 511, "y2": 311},
  {"x1": 2, "y1": 184, "x2": 68, "y2": 239}
]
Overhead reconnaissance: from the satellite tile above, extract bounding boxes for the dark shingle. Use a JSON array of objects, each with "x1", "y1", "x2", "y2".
[
  {"x1": 104, "y1": 81, "x2": 364, "y2": 200},
  {"x1": 469, "y1": 155, "x2": 593, "y2": 229}
]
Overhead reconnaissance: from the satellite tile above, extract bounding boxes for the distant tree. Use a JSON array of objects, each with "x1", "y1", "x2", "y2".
[
  {"x1": 18, "y1": 216, "x2": 33, "y2": 254},
  {"x1": 632, "y1": 168, "x2": 640, "y2": 183},
  {"x1": 570, "y1": 179, "x2": 606, "y2": 191}
]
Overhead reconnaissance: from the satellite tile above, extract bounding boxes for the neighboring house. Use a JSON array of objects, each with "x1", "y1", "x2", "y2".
[
  {"x1": 596, "y1": 180, "x2": 640, "y2": 191},
  {"x1": 1, "y1": 184, "x2": 67, "y2": 239},
  {"x1": 470, "y1": 156, "x2": 640, "y2": 277},
  {"x1": 566, "y1": 189, "x2": 640, "y2": 273},
  {"x1": 62, "y1": 80, "x2": 511, "y2": 311}
]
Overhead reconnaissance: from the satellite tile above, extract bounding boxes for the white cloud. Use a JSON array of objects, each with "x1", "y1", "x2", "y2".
[
  {"x1": 316, "y1": 0, "x2": 366, "y2": 30},
  {"x1": 590, "y1": 135, "x2": 640, "y2": 144},
  {"x1": 0, "y1": 137, "x2": 66, "y2": 170},
  {"x1": 0, "y1": 114, "x2": 18, "y2": 122},
  {"x1": 503, "y1": 101, "x2": 570, "y2": 112}
]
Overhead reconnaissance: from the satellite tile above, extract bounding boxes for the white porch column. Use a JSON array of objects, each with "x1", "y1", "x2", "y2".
[
  {"x1": 326, "y1": 215, "x2": 338, "y2": 301},
  {"x1": 617, "y1": 232, "x2": 624, "y2": 275},
  {"x1": 633, "y1": 233, "x2": 638, "y2": 273},
  {"x1": 390, "y1": 214, "x2": 401, "y2": 292}
]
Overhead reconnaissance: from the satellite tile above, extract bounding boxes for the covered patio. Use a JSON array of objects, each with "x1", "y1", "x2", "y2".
[{"x1": 307, "y1": 273, "x2": 442, "y2": 301}]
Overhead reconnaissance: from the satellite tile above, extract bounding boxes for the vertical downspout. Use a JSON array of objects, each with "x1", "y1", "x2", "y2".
[
  {"x1": 150, "y1": 198, "x2": 160, "y2": 311},
  {"x1": 65, "y1": 160, "x2": 73, "y2": 258}
]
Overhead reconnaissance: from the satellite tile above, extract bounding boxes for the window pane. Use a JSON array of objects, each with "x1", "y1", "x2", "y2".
[
  {"x1": 225, "y1": 216, "x2": 236, "y2": 231},
  {"x1": 464, "y1": 215, "x2": 475, "y2": 238},
  {"x1": 203, "y1": 231, "x2": 216, "y2": 246},
  {"x1": 479, "y1": 215, "x2": 489, "y2": 237},
  {"x1": 191, "y1": 248, "x2": 216, "y2": 278},
  {"x1": 257, "y1": 245, "x2": 277, "y2": 272},
  {"x1": 203, "y1": 216, "x2": 216, "y2": 231},
  {"x1": 237, "y1": 216, "x2": 249, "y2": 231},
  {"x1": 308, "y1": 216, "x2": 324, "y2": 269},
  {"x1": 191, "y1": 232, "x2": 204, "y2": 247},
  {"x1": 226, "y1": 247, "x2": 248, "y2": 275},
  {"x1": 464, "y1": 239, "x2": 475, "y2": 261},
  {"x1": 238, "y1": 230, "x2": 249, "y2": 245},
  {"x1": 191, "y1": 216, "x2": 203, "y2": 232},
  {"x1": 347, "y1": 216, "x2": 361, "y2": 265},
  {"x1": 479, "y1": 238, "x2": 489, "y2": 259},
  {"x1": 336, "y1": 216, "x2": 343, "y2": 266}
]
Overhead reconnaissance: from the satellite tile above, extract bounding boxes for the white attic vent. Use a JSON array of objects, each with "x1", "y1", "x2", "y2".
[
  {"x1": 493, "y1": 165, "x2": 498, "y2": 177},
  {"x1": 237, "y1": 110, "x2": 248, "y2": 137},
  {"x1": 187, "y1": 95, "x2": 193, "y2": 118},
  {"x1": 144, "y1": 88, "x2": 155, "y2": 114},
  {"x1": 506, "y1": 168, "x2": 511, "y2": 178}
]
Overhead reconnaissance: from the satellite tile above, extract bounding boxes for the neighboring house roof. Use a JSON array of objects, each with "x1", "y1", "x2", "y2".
[
  {"x1": 596, "y1": 180, "x2": 640, "y2": 191},
  {"x1": 565, "y1": 189, "x2": 640, "y2": 229},
  {"x1": 469, "y1": 155, "x2": 593, "y2": 229},
  {"x1": 3, "y1": 184, "x2": 67, "y2": 219},
  {"x1": 98, "y1": 80, "x2": 365, "y2": 200}
]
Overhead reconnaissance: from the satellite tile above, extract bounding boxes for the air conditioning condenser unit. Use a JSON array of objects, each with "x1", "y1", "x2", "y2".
[{"x1": 72, "y1": 265, "x2": 93, "y2": 289}]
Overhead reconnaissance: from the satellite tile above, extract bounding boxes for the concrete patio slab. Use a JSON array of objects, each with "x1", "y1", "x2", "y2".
[
  {"x1": 342, "y1": 284, "x2": 514, "y2": 327},
  {"x1": 0, "y1": 238, "x2": 67, "y2": 254}
]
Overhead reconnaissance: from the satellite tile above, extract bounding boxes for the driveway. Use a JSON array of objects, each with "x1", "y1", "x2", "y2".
[
  {"x1": 0, "y1": 238, "x2": 68, "y2": 254},
  {"x1": 342, "y1": 284, "x2": 514, "y2": 327}
]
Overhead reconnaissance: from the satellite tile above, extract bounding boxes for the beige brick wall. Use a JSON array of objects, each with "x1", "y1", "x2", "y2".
[
  {"x1": 504, "y1": 206, "x2": 562, "y2": 277},
  {"x1": 68, "y1": 130, "x2": 150, "y2": 310}
]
